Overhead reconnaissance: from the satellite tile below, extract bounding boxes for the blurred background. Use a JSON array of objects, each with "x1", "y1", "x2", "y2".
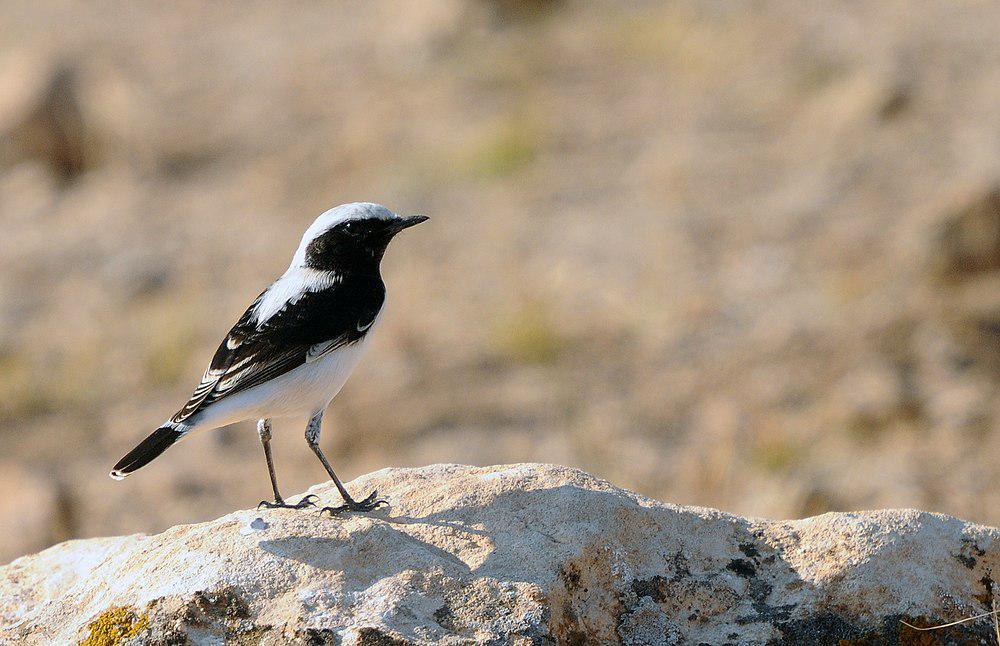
[{"x1": 0, "y1": 0, "x2": 998, "y2": 564}]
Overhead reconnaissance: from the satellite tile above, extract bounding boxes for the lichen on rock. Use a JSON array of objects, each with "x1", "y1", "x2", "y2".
[{"x1": 79, "y1": 606, "x2": 148, "y2": 646}]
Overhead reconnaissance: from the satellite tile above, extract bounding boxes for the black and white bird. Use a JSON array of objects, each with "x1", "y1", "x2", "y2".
[{"x1": 110, "y1": 202, "x2": 427, "y2": 514}]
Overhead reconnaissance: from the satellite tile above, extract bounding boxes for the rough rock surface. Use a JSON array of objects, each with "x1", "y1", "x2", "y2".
[{"x1": 1, "y1": 463, "x2": 998, "y2": 645}]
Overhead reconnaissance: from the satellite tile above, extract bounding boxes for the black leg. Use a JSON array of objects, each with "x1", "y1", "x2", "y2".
[
  {"x1": 304, "y1": 411, "x2": 386, "y2": 515},
  {"x1": 256, "y1": 418, "x2": 316, "y2": 510}
]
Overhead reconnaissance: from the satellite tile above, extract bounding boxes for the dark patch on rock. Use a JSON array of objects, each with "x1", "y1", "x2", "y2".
[
  {"x1": 631, "y1": 575, "x2": 668, "y2": 602},
  {"x1": 179, "y1": 587, "x2": 251, "y2": 628},
  {"x1": 559, "y1": 625, "x2": 590, "y2": 646},
  {"x1": 767, "y1": 612, "x2": 860, "y2": 644},
  {"x1": 893, "y1": 613, "x2": 993, "y2": 644},
  {"x1": 737, "y1": 578, "x2": 795, "y2": 626},
  {"x1": 226, "y1": 626, "x2": 280, "y2": 645},
  {"x1": 296, "y1": 628, "x2": 340, "y2": 645},
  {"x1": 550, "y1": 558, "x2": 604, "y2": 642},
  {"x1": 356, "y1": 626, "x2": 414, "y2": 646},
  {"x1": 726, "y1": 559, "x2": 756, "y2": 578},
  {"x1": 560, "y1": 562, "x2": 582, "y2": 589},
  {"x1": 628, "y1": 552, "x2": 701, "y2": 613},
  {"x1": 152, "y1": 586, "x2": 259, "y2": 643},
  {"x1": 669, "y1": 551, "x2": 692, "y2": 580},
  {"x1": 953, "y1": 537, "x2": 986, "y2": 569},
  {"x1": 764, "y1": 611, "x2": 995, "y2": 644},
  {"x1": 739, "y1": 543, "x2": 760, "y2": 558},
  {"x1": 434, "y1": 604, "x2": 457, "y2": 631},
  {"x1": 974, "y1": 573, "x2": 996, "y2": 608}
]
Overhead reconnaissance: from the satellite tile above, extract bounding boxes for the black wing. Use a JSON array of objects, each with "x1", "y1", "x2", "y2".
[{"x1": 172, "y1": 275, "x2": 384, "y2": 424}]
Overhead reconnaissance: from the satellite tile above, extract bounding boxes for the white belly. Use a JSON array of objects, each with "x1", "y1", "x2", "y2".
[{"x1": 186, "y1": 325, "x2": 378, "y2": 431}]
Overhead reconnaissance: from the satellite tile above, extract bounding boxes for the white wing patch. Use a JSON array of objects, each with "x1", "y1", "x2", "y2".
[{"x1": 251, "y1": 268, "x2": 340, "y2": 326}]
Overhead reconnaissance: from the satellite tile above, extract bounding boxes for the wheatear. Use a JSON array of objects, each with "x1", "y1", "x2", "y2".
[{"x1": 111, "y1": 202, "x2": 427, "y2": 514}]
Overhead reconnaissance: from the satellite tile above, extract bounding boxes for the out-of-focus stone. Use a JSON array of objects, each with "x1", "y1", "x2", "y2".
[
  {"x1": 0, "y1": 49, "x2": 90, "y2": 183},
  {"x1": 933, "y1": 184, "x2": 1000, "y2": 281},
  {"x1": 0, "y1": 466, "x2": 62, "y2": 565}
]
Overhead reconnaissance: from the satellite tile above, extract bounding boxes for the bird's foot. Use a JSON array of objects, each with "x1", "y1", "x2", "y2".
[
  {"x1": 319, "y1": 490, "x2": 387, "y2": 516},
  {"x1": 258, "y1": 494, "x2": 318, "y2": 510}
]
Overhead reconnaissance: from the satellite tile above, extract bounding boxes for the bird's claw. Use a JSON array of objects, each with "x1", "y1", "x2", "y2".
[
  {"x1": 258, "y1": 494, "x2": 318, "y2": 510},
  {"x1": 318, "y1": 490, "x2": 387, "y2": 516}
]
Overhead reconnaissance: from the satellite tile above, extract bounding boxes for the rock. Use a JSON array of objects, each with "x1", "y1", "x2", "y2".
[{"x1": 1, "y1": 463, "x2": 998, "y2": 644}]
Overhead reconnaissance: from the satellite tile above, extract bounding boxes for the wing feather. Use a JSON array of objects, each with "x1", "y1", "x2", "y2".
[{"x1": 171, "y1": 276, "x2": 384, "y2": 424}]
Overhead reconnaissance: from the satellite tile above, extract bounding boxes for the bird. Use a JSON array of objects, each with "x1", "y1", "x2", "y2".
[{"x1": 110, "y1": 202, "x2": 427, "y2": 515}]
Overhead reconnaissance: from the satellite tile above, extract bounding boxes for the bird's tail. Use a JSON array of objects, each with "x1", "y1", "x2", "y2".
[{"x1": 109, "y1": 424, "x2": 185, "y2": 480}]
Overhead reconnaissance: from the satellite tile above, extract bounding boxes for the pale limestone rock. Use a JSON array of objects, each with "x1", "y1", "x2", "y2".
[{"x1": 0, "y1": 463, "x2": 997, "y2": 644}]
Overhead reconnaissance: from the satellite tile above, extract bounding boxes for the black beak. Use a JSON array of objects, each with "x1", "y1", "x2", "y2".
[{"x1": 391, "y1": 214, "x2": 429, "y2": 233}]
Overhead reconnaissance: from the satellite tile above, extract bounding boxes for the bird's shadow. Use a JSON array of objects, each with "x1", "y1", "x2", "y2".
[
  {"x1": 374, "y1": 507, "x2": 490, "y2": 536},
  {"x1": 257, "y1": 485, "x2": 671, "y2": 582},
  {"x1": 257, "y1": 507, "x2": 485, "y2": 573},
  {"x1": 256, "y1": 485, "x2": 604, "y2": 576}
]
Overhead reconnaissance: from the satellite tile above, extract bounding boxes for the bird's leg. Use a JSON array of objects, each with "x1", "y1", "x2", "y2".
[
  {"x1": 304, "y1": 410, "x2": 386, "y2": 515},
  {"x1": 256, "y1": 418, "x2": 316, "y2": 510}
]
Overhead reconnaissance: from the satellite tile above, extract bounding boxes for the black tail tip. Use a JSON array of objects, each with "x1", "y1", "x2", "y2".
[{"x1": 110, "y1": 425, "x2": 183, "y2": 480}]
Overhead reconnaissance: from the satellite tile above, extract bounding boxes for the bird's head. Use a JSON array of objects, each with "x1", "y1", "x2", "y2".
[{"x1": 291, "y1": 202, "x2": 428, "y2": 272}]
